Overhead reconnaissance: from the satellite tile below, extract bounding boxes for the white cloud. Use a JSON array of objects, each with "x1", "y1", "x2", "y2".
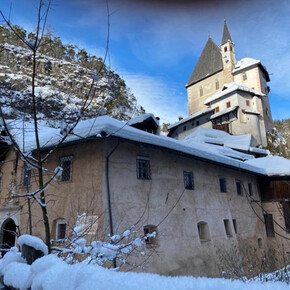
[{"x1": 119, "y1": 71, "x2": 188, "y2": 124}]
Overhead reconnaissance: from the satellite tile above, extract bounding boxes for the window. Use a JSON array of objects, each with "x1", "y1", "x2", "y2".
[
  {"x1": 219, "y1": 177, "x2": 227, "y2": 192},
  {"x1": 197, "y1": 222, "x2": 210, "y2": 242},
  {"x1": 264, "y1": 213, "x2": 275, "y2": 237},
  {"x1": 224, "y1": 46, "x2": 227, "y2": 52},
  {"x1": 137, "y1": 157, "x2": 150, "y2": 180},
  {"x1": 236, "y1": 180, "x2": 243, "y2": 195},
  {"x1": 22, "y1": 164, "x2": 31, "y2": 188},
  {"x1": 144, "y1": 225, "x2": 157, "y2": 244},
  {"x1": 199, "y1": 86, "x2": 203, "y2": 97},
  {"x1": 248, "y1": 183, "x2": 253, "y2": 196},
  {"x1": 183, "y1": 126, "x2": 186, "y2": 131},
  {"x1": 230, "y1": 46, "x2": 233, "y2": 51},
  {"x1": 232, "y1": 219, "x2": 237, "y2": 234},
  {"x1": 215, "y1": 79, "x2": 219, "y2": 90},
  {"x1": 56, "y1": 219, "x2": 67, "y2": 240},
  {"x1": 60, "y1": 156, "x2": 73, "y2": 182},
  {"x1": 223, "y1": 219, "x2": 232, "y2": 237},
  {"x1": 215, "y1": 106, "x2": 220, "y2": 113},
  {"x1": 242, "y1": 72, "x2": 247, "y2": 81},
  {"x1": 226, "y1": 101, "x2": 231, "y2": 108},
  {"x1": 246, "y1": 100, "x2": 250, "y2": 107},
  {"x1": 184, "y1": 171, "x2": 194, "y2": 190},
  {"x1": 196, "y1": 120, "x2": 200, "y2": 126}
]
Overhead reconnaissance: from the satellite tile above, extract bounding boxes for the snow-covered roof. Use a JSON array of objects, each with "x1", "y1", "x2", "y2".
[
  {"x1": 5, "y1": 116, "x2": 290, "y2": 177},
  {"x1": 127, "y1": 113, "x2": 159, "y2": 126},
  {"x1": 243, "y1": 109, "x2": 260, "y2": 115},
  {"x1": 184, "y1": 127, "x2": 268, "y2": 155},
  {"x1": 168, "y1": 108, "x2": 214, "y2": 130},
  {"x1": 232, "y1": 57, "x2": 269, "y2": 81},
  {"x1": 204, "y1": 82, "x2": 266, "y2": 105},
  {"x1": 210, "y1": 106, "x2": 238, "y2": 120}
]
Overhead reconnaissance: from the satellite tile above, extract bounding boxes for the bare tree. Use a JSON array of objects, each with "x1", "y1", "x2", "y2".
[{"x1": 0, "y1": 0, "x2": 110, "y2": 252}]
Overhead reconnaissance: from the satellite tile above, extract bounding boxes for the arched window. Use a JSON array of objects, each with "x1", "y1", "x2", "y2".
[
  {"x1": 197, "y1": 221, "x2": 211, "y2": 242},
  {"x1": 242, "y1": 72, "x2": 247, "y2": 81},
  {"x1": 215, "y1": 79, "x2": 219, "y2": 90},
  {"x1": 224, "y1": 46, "x2": 228, "y2": 52},
  {"x1": 230, "y1": 46, "x2": 233, "y2": 51},
  {"x1": 199, "y1": 86, "x2": 203, "y2": 97}
]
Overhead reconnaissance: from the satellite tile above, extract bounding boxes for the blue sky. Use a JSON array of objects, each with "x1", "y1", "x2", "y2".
[{"x1": 1, "y1": 0, "x2": 289, "y2": 124}]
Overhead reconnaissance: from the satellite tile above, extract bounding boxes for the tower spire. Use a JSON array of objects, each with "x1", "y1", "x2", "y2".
[{"x1": 221, "y1": 18, "x2": 232, "y2": 45}]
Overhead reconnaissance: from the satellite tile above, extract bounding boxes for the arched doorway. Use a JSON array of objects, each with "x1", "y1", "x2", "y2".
[{"x1": 1, "y1": 218, "x2": 16, "y2": 257}]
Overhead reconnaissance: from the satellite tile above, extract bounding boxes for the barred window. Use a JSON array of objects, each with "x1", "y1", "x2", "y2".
[
  {"x1": 184, "y1": 171, "x2": 194, "y2": 190},
  {"x1": 60, "y1": 156, "x2": 73, "y2": 182},
  {"x1": 136, "y1": 157, "x2": 150, "y2": 180},
  {"x1": 56, "y1": 219, "x2": 67, "y2": 240},
  {"x1": 22, "y1": 164, "x2": 31, "y2": 188}
]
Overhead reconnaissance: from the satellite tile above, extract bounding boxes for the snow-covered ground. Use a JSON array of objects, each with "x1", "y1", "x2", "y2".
[{"x1": 0, "y1": 249, "x2": 289, "y2": 290}]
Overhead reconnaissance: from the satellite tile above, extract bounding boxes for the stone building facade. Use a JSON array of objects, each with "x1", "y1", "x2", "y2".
[
  {"x1": 169, "y1": 20, "x2": 273, "y2": 147},
  {"x1": 0, "y1": 116, "x2": 289, "y2": 277}
]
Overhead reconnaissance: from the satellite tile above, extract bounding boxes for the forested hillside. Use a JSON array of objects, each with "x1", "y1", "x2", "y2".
[{"x1": 0, "y1": 25, "x2": 143, "y2": 126}]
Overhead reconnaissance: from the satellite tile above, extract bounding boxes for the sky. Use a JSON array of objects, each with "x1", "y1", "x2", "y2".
[{"x1": 0, "y1": 0, "x2": 289, "y2": 124}]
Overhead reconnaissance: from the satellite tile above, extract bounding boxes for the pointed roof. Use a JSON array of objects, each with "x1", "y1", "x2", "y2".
[
  {"x1": 186, "y1": 37, "x2": 223, "y2": 87},
  {"x1": 221, "y1": 19, "x2": 232, "y2": 45}
]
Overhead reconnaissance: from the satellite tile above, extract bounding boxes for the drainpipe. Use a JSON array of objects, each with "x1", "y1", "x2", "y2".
[{"x1": 106, "y1": 140, "x2": 120, "y2": 268}]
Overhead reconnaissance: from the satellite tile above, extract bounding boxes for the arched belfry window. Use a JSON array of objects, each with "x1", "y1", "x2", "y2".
[
  {"x1": 224, "y1": 46, "x2": 228, "y2": 52},
  {"x1": 242, "y1": 72, "x2": 247, "y2": 81},
  {"x1": 215, "y1": 79, "x2": 219, "y2": 90},
  {"x1": 199, "y1": 86, "x2": 203, "y2": 97},
  {"x1": 230, "y1": 46, "x2": 233, "y2": 51}
]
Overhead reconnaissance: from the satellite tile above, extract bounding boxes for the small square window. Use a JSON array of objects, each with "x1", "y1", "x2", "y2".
[
  {"x1": 246, "y1": 100, "x2": 250, "y2": 107},
  {"x1": 137, "y1": 157, "x2": 150, "y2": 180},
  {"x1": 60, "y1": 156, "x2": 73, "y2": 182},
  {"x1": 236, "y1": 180, "x2": 243, "y2": 195},
  {"x1": 219, "y1": 177, "x2": 227, "y2": 192},
  {"x1": 215, "y1": 107, "x2": 219, "y2": 113},
  {"x1": 56, "y1": 219, "x2": 67, "y2": 240},
  {"x1": 184, "y1": 171, "x2": 194, "y2": 190},
  {"x1": 226, "y1": 101, "x2": 231, "y2": 108},
  {"x1": 22, "y1": 165, "x2": 32, "y2": 188}
]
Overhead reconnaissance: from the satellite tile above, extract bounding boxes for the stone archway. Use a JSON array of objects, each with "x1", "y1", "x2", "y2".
[{"x1": 1, "y1": 218, "x2": 16, "y2": 257}]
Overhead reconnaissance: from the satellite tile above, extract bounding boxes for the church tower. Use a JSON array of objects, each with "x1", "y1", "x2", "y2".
[{"x1": 220, "y1": 19, "x2": 236, "y2": 83}]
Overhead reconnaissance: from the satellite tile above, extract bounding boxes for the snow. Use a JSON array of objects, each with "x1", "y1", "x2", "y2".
[
  {"x1": 209, "y1": 105, "x2": 238, "y2": 120},
  {"x1": 18, "y1": 234, "x2": 48, "y2": 255},
  {"x1": 127, "y1": 113, "x2": 159, "y2": 126},
  {"x1": 5, "y1": 116, "x2": 290, "y2": 176},
  {"x1": 232, "y1": 57, "x2": 268, "y2": 75},
  {"x1": 168, "y1": 108, "x2": 214, "y2": 130},
  {"x1": 0, "y1": 252, "x2": 289, "y2": 290},
  {"x1": 244, "y1": 156, "x2": 290, "y2": 176},
  {"x1": 204, "y1": 82, "x2": 265, "y2": 105},
  {"x1": 244, "y1": 109, "x2": 261, "y2": 115}
]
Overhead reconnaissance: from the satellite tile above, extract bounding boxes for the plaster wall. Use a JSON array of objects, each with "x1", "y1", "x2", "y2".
[
  {"x1": 102, "y1": 139, "x2": 267, "y2": 276},
  {"x1": 187, "y1": 71, "x2": 225, "y2": 115}
]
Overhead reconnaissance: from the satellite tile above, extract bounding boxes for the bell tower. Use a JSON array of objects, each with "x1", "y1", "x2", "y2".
[{"x1": 221, "y1": 19, "x2": 236, "y2": 82}]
